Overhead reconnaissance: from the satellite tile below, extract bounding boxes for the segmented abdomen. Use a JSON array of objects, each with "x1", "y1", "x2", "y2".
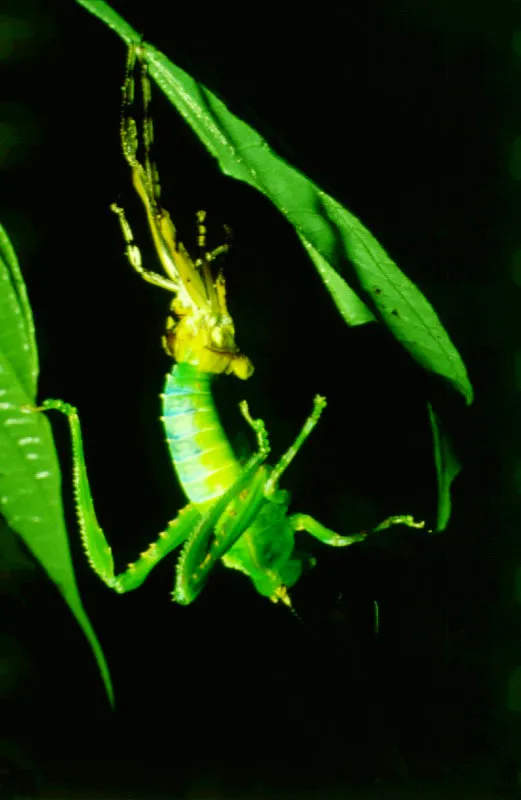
[{"x1": 161, "y1": 363, "x2": 241, "y2": 506}]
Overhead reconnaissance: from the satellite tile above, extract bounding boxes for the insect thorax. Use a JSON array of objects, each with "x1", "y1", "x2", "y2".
[{"x1": 163, "y1": 299, "x2": 253, "y2": 379}]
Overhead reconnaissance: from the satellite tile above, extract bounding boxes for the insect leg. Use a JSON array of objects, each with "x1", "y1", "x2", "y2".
[
  {"x1": 115, "y1": 504, "x2": 202, "y2": 593},
  {"x1": 110, "y1": 201, "x2": 180, "y2": 293},
  {"x1": 113, "y1": 49, "x2": 191, "y2": 294},
  {"x1": 137, "y1": 47, "x2": 161, "y2": 205},
  {"x1": 288, "y1": 512, "x2": 425, "y2": 546},
  {"x1": 41, "y1": 399, "x2": 201, "y2": 592},
  {"x1": 194, "y1": 210, "x2": 230, "y2": 311},
  {"x1": 119, "y1": 43, "x2": 158, "y2": 203},
  {"x1": 372, "y1": 514, "x2": 425, "y2": 532},
  {"x1": 174, "y1": 400, "x2": 271, "y2": 604},
  {"x1": 264, "y1": 394, "x2": 327, "y2": 496},
  {"x1": 120, "y1": 43, "x2": 139, "y2": 170},
  {"x1": 118, "y1": 45, "x2": 209, "y2": 308},
  {"x1": 288, "y1": 514, "x2": 367, "y2": 546},
  {"x1": 174, "y1": 464, "x2": 268, "y2": 604}
]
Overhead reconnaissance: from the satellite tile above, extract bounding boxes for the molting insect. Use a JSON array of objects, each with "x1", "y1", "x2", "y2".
[{"x1": 42, "y1": 44, "x2": 424, "y2": 607}]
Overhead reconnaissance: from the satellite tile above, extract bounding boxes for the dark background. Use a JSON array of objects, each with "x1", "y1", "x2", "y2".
[{"x1": 0, "y1": 1, "x2": 519, "y2": 797}]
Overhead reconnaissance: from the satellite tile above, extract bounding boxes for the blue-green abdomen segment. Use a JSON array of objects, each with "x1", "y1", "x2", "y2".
[{"x1": 162, "y1": 363, "x2": 241, "y2": 506}]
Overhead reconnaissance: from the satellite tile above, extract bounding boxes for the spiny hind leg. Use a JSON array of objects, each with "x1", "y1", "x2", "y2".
[
  {"x1": 289, "y1": 512, "x2": 425, "y2": 546},
  {"x1": 41, "y1": 399, "x2": 201, "y2": 592},
  {"x1": 115, "y1": 504, "x2": 202, "y2": 593},
  {"x1": 114, "y1": 45, "x2": 185, "y2": 293},
  {"x1": 120, "y1": 42, "x2": 159, "y2": 202},
  {"x1": 113, "y1": 44, "x2": 179, "y2": 291},
  {"x1": 116, "y1": 46, "x2": 210, "y2": 306}
]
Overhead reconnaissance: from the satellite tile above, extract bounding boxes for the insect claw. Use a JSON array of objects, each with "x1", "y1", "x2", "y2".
[
  {"x1": 313, "y1": 394, "x2": 327, "y2": 413},
  {"x1": 271, "y1": 585, "x2": 292, "y2": 608}
]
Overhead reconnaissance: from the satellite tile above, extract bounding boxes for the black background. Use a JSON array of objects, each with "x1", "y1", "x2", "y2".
[{"x1": 0, "y1": 1, "x2": 519, "y2": 797}]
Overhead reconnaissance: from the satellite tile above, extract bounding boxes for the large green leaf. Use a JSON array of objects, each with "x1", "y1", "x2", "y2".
[
  {"x1": 0, "y1": 223, "x2": 114, "y2": 707},
  {"x1": 77, "y1": 0, "x2": 473, "y2": 406}
]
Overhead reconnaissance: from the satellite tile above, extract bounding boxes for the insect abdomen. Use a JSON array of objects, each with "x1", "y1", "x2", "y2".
[{"x1": 162, "y1": 363, "x2": 241, "y2": 506}]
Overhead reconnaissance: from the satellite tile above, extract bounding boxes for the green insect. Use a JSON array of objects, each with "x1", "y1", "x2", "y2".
[{"x1": 42, "y1": 45, "x2": 423, "y2": 608}]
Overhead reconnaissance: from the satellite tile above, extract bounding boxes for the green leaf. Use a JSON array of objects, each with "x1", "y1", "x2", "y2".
[
  {"x1": 76, "y1": 0, "x2": 139, "y2": 44},
  {"x1": 77, "y1": 0, "x2": 473, "y2": 405},
  {"x1": 0, "y1": 516, "x2": 36, "y2": 575},
  {"x1": 0, "y1": 223, "x2": 114, "y2": 707},
  {"x1": 0, "y1": 225, "x2": 38, "y2": 399},
  {"x1": 427, "y1": 402, "x2": 462, "y2": 532}
]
